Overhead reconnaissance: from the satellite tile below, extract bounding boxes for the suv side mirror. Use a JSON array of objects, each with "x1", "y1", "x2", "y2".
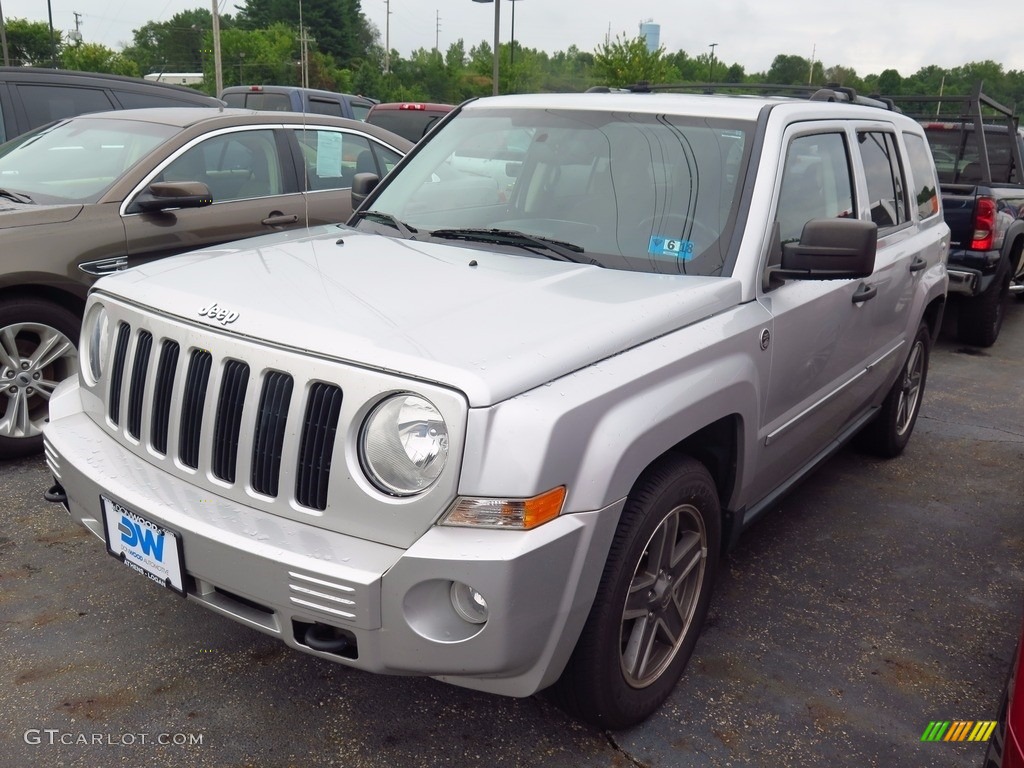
[
  {"x1": 767, "y1": 218, "x2": 877, "y2": 287},
  {"x1": 352, "y1": 172, "x2": 380, "y2": 209},
  {"x1": 132, "y1": 181, "x2": 213, "y2": 213}
]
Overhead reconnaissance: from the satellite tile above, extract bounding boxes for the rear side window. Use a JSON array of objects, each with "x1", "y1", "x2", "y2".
[
  {"x1": 16, "y1": 84, "x2": 116, "y2": 130},
  {"x1": 295, "y1": 129, "x2": 372, "y2": 190},
  {"x1": 308, "y1": 98, "x2": 343, "y2": 117},
  {"x1": 857, "y1": 131, "x2": 908, "y2": 230},
  {"x1": 350, "y1": 102, "x2": 373, "y2": 121},
  {"x1": 777, "y1": 132, "x2": 855, "y2": 244},
  {"x1": 903, "y1": 133, "x2": 940, "y2": 220},
  {"x1": 235, "y1": 92, "x2": 292, "y2": 111}
]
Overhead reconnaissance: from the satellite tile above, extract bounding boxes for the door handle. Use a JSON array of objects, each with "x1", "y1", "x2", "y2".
[
  {"x1": 262, "y1": 213, "x2": 299, "y2": 227},
  {"x1": 909, "y1": 256, "x2": 928, "y2": 273},
  {"x1": 852, "y1": 283, "x2": 877, "y2": 303}
]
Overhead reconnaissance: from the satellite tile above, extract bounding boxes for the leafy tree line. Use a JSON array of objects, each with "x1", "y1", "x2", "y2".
[{"x1": 3, "y1": 5, "x2": 1024, "y2": 113}]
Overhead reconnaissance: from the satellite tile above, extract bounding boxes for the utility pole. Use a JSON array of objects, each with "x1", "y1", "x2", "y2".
[
  {"x1": 436, "y1": 10, "x2": 440, "y2": 53},
  {"x1": 71, "y1": 12, "x2": 83, "y2": 45},
  {"x1": 384, "y1": 0, "x2": 390, "y2": 74},
  {"x1": 46, "y1": 0, "x2": 57, "y2": 68},
  {"x1": 211, "y1": 0, "x2": 223, "y2": 96},
  {"x1": 708, "y1": 42, "x2": 718, "y2": 81}
]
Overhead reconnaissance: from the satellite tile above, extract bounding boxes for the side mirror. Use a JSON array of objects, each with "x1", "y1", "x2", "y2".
[
  {"x1": 351, "y1": 172, "x2": 380, "y2": 209},
  {"x1": 132, "y1": 181, "x2": 213, "y2": 213},
  {"x1": 770, "y1": 218, "x2": 877, "y2": 284}
]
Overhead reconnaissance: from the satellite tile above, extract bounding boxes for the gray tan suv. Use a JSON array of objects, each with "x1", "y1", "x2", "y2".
[{"x1": 43, "y1": 88, "x2": 948, "y2": 728}]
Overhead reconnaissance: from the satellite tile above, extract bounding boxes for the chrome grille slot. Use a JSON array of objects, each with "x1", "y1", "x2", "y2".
[
  {"x1": 251, "y1": 371, "x2": 293, "y2": 497},
  {"x1": 107, "y1": 322, "x2": 131, "y2": 425},
  {"x1": 287, "y1": 570, "x2": 358, "y2": 622},
  {"x1": 211, "y1": 360, "x2": 250, "y2": 483},
  {"x1": 126, "y1": 330, "x2": 152, "y2": 440},
  {"x1": 179, "y1": 350, "x2": 213, "y2": 470},
  {"x1": 150, "y1": 340, "x2": 180, "y2": 455},
  {"x1": 295, "y1": 383, "x2": 343, "y2": 511}
]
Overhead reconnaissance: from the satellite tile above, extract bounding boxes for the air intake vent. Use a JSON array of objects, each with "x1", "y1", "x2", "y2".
[
  {"x1": 295, "y1": 383, "x2": 343, "y2": 510},
  {"x1": 150, "y1": 340, "x2": 180, "y2": 455},
  {"x1": 107, "y1": 323, "x2": 131, "y2": 425},
  {"x1": 179, "y1": 350, "x2": 212, "y2": 469},
  {"x1": 212, "y1": 360, "x2": 250, "y2": 483},
  {"x1": 251, "y1": 371, "x2": 294, "y2": 497},
  {"x1": 126, "y1": 330, "x2": 152, "y2": 440}
]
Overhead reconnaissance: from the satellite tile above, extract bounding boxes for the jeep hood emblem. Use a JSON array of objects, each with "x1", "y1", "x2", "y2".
[{"x1": 198, "y1": 302, "x2": 239, "y2": 325}]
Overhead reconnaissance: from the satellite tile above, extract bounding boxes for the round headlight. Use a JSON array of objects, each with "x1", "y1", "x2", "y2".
[
  {"x1": 83, "y1": 302, "x2": 110, "y2": 384},
  {"x1": 360, "y1": 394, "x2": 448, "y2": 496}
]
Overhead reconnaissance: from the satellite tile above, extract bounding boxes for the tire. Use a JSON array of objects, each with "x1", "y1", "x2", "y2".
[
  {"x1": 858, "y1": 322, "x2": 930, "y2": 458},
  {"x1": 958, "y1": 259, "x2": 1011, "y2": 347},
  {"x1": 0, "y1": 299, "x2": 81, "y2": 459},
  {"x1": 553, "y1": 454, "x2": 721, "y2": 730}
]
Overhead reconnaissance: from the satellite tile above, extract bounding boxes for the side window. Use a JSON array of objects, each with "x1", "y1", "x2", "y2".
[
  {"x1": 16, "y1": 84, "x2": 116, "y2": 131},
  {"x1": 372, "y1": 143, "x2": 403, "y2": 174},
  {"x1": 857, "y1": 131, "x2": 908, "y2": 230},
  {"x1": 308, "y1": 98, "x2": 343, "y2": 118},
  {"x1": 777, "y1": 132, "x2": 854, "y2": 243},
  {"x1": 161, "y1": 129, "x2": 283, "y2": 203},
  {"x1": 296, "y1": 129, "x2": 372, "y2": 191},
  {"x1": 350, "y1": 101, "x2": 373, "y2": 121},
  {"x1": 903, "y1": 132, "x2": 940, "y2": 220}
]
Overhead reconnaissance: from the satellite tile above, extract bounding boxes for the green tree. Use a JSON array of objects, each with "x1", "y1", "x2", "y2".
[
  {"x1": 62, "y1": 43, "x2": 140, "y2": 76},
  {"x1": 593, "y1": 35, "x2": 676, "y2": 87},
  {"x1": 877, "y1": 68, "x2": 903, "y2": 95},
  {"x1": 235, "y1": 0, "x2": 372, "y2": 68},
  {"x1": 122, "y1": 10, "x2": 223, "y2": 77},
  {"x1": 765, "y1": 54, "x2": 811, "y2": 85},
  {"x1": 5, "y1": 18, "x2": 62, "y2": 67}
]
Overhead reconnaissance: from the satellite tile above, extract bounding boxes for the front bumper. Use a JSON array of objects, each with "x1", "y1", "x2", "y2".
[{"x1": 44, "y1": 377, "x2": 623, "y2": 697}]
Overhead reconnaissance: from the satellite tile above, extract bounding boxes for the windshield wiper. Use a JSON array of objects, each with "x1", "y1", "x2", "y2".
[
  {"x1": 0, "y1": 188, "x2": 34, "y2": 204},
  {"x1": 351, "y1": 209, "x2": 418, "y2": 239},
  {"x1": 427, "y1": 228, "x2": 596, "y2": 265}
]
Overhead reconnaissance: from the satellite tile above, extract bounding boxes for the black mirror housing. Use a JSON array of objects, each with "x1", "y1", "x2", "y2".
[
  {"x1": 778, "y1": 218, "x2": 877, "y2": 280},
  {"x1": 134, "y1": 181, "x2": 213, "y2": 212},
  {"x1": 351, "y1": 172, "x2": 380, "y2": 210}
]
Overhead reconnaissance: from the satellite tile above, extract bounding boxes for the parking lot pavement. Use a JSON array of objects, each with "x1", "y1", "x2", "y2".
[{"x1": 2, "y1": 304, "x2": 1022, "y2": 768}]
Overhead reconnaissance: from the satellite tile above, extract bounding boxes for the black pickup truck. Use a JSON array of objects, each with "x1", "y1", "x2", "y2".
[{"x1": 890, "y1": 84, "x2": 1024, "y2": 346}]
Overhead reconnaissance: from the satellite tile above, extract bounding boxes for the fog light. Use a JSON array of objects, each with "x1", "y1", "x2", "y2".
[{"x1": 450, "y1": 581, "x2": 488, "y2": 624}]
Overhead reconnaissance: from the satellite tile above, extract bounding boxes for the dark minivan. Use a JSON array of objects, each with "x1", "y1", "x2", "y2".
[{"x1": 0, "y1": 67, "x2": 222, "y2": 143}]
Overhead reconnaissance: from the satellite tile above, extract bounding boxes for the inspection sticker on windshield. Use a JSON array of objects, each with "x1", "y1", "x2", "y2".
[
  {"x1": 101, "y1": 496, "x2": 186, "y2": 595},
  {"x1": 648, "y1": 236, "x2": 695, "y2": 260}
]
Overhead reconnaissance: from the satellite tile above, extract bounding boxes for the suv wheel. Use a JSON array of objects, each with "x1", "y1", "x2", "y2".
[
  {"x1": 958, "y1": 259, "x2": 1011, "y2": 347},
  {"x1": 553, "y1": 454, "x2": 720, "y2": 730},
  {"x1": 0, "y1": 300, "x2": 80, "y2": 459},
  {"x1": 858, "y1": 321, "x2": 930, "y2": 458}
]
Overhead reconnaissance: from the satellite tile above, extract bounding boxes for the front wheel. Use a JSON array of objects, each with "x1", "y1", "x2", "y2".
[
  {"x1": 553, "y1": 454, "x2": 720, "y2": 729},
  {"x1": 0, "y1": 299, "x2": 81, "y2": 459},
  {"x1": 858, "y1": 321, "x2": 930, "y2": 458}
]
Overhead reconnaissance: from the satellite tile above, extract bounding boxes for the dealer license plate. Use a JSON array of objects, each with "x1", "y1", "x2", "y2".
[{"x1": 101, "y1": 496, "x2": 186, "y2": 595}]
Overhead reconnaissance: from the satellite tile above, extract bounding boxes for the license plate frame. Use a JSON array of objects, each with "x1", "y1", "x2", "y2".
[{"x1": 100, "y1": 496, "x2": 186, "y2": 596}]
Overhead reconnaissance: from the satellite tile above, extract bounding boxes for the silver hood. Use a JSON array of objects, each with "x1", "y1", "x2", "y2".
[{"x1": 96, "y1": 226, "x2": 741, "y2": 406}]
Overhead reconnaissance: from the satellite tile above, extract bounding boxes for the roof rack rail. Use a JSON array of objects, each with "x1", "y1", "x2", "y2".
[{"x1": 604, "y1": 81, "x2": 896, "y2": 110}]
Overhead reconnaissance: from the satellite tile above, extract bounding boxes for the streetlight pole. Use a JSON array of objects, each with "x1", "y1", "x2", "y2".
[
  {"x1": 509, "y1": 0, "x2": 523, "y2": 93},
  {"x1": 472, "y1": 0, "x2": 500, "y2": 96},
  {"x1": 0, "y1": 0, "x2": 10, "y2": 67},
  {"x1": 211, "y1": 0, "x2": 223, "y2": 96},
  {"x1": 46, "y1": 0, "x2": 57, "y2": 68},
  {"x1": 708, "y1": 42, "x2": 718, "y2": 82}
]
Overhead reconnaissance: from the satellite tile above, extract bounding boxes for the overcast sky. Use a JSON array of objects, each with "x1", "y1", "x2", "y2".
[{"x1": 4, "y1": 0, "x2": 1020, "y2": 77}]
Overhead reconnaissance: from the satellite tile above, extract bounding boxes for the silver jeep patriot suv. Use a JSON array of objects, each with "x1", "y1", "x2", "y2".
[{"x1": 43, "y1": 88, "x2": 948, "y2": 728}]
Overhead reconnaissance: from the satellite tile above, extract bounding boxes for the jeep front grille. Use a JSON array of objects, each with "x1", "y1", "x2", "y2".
[{"x1": 107, "y1": 325, "x2": 340, "y2": 511}]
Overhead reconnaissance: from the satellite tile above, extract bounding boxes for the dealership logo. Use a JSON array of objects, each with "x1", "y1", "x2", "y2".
[
  {"x1": 118, "y1": 514, "x2": 166, "y2": 562},
  {"x1": 920, "y1": 721, "x2": 997, "y2": 742}
]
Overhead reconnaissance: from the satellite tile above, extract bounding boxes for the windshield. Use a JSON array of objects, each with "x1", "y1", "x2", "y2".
[
  {"x1": 360, "y1": 107, "x2": 751, "y2": 275},
  {"x1": 0, "y1": 117, "x2": 179, "y2": 204}
]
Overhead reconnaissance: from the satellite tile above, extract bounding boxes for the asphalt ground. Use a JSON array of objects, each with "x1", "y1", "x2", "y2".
[{"x1": 2, "y1": 302, "x2": 1022, "y2": 768}]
